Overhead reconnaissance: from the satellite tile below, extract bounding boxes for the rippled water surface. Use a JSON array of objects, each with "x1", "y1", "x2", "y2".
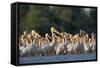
[{"x1": 19, "y1": 53, "x2": 96, "y2": 64}]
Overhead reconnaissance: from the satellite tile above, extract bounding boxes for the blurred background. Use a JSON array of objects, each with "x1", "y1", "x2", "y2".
[{"x1": 19, "y1": 4, "x2": 97, "y2": 36}]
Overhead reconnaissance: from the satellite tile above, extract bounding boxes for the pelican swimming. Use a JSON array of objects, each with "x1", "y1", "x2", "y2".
[{"x1": 19, "y1": 27, "x2": 96, "y2": 56}]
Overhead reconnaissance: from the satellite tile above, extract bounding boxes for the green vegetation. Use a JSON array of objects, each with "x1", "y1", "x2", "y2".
[{"x1": 19, "y1": 5, "x2": 97, "y2": 36}]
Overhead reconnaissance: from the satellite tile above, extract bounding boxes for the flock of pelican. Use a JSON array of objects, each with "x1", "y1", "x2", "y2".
[{"x1": 19, "y1": 27, "x2": 96, "y2": 57}]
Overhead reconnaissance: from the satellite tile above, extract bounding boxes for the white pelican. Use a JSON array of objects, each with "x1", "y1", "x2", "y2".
[
  {"x1": 20, "y1": 34, "x2": 37, "y2": 57},
  {"x1": 66, "y1": 35, "x2": 75, "y2": 55},
  {"x1": 51, "y1": 27, "x2": 61, "y2": 36},
  {"x1": 89, "y1": 33, "x2": 96, "y2": 51},
  {"x1": 82, "y1": 34, "x2": 90, "y2": 53},
  {"x1": 40, "y1": 33, "x2": 56, "y2": 56},
  {"x1": 19, "y1": 28, "x2": 96, "y2": 56},
  {"x1": 31, "y1": 30, "x2": 41, "y2": 38}
]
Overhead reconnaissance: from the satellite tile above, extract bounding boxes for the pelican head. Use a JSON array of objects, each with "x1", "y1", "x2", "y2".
[
  {"x1": 51, "y1": 27, "x2": 55, "y2": 30},
  {"x1": 91, "y1": 33, "x2": 95, "y2": 36},
  {"x1": 31, "y1": 30, "x2": 35, "y2": 34},
  {"x1": 51, "y1": 27, "x2": 55, "y2": 32},
  {"x1": 45, "y1": 33, "x2": 48, "y2": 38},
  {"x1": 80, "y1": 30, "x2": 82, "y2": 33},
  {"x1": 23, "y1": 31, "x2": 27, "y2": 36},
  {"x1": 21, "y1": 35, "x2": 24, "y2": 39},
  {"x1": 91, "y1": 33, "x2": 96, "y2": 38},
  {"x1": 61, "y1": 32, "x2": 64, "y2": 36}
]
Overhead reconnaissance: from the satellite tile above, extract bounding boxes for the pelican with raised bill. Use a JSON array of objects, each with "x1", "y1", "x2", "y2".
[{"x1": 19, "y1": 27, "x2": 96, "y2": 56}]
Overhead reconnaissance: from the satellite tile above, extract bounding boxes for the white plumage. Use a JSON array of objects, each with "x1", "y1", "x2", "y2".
[{"x1": 19, "y1": 27, "x2": 96, "y2": 56}]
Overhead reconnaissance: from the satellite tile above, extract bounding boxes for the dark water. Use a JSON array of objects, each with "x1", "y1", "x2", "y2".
[{"x1": 19, "y1": 53, "x2": 96, "y2": 64}]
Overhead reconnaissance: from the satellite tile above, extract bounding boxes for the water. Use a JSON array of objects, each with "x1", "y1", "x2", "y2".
[{"x1": 19, "y1": 53, "x2": 96, "y2": 64}]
